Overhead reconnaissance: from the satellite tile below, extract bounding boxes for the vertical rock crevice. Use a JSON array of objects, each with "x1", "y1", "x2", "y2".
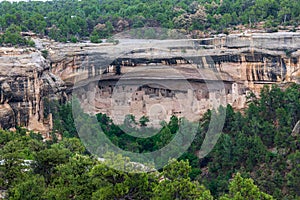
[{"x1": 0, "y1": 48, "x2": 66, "y2": 133}]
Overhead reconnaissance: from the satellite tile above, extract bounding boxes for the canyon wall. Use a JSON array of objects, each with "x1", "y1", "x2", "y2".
[
  {"x1": 0, "y1": 32, "x2": 300, "y2": 130},
  {"x1": 0, "y1": 48, "x2": 66, "y2": 132},
  {"x1": 198, "y1": 33, "x2": 300, "y2": 91},
  {"x1": 48, "y1": 33, "x2": 300, "y2": 90},
  {"x1": 45, "y1": 32, "x2": 300, "y2": 125}
]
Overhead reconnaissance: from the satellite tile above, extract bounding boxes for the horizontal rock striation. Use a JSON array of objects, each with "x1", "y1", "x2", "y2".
[
  {"x1": 1, "y1": 32, "x2": 299, "y2": 129},
  {"x1": 48, "y1": 32, "x2": 300, "y2": 93},
  {"x1": 44, "y1": 32, "x2": 300, "y2": 125}
]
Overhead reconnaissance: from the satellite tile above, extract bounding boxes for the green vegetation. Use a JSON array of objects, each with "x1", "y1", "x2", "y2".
[
  {"x1": 0, "y1": 0, "x2": 299, "y2": 44},
  {"x1": 0, "y1": 24, "x2": 35, "y2": 47},
  {"x1": 199, "y1": 84, "x2": 300, "y2": 199},
  {"x1": 41, "y1": 49, "x2": 48, "y2": 58},
  {"x1": 219, "y1": 173, "x2": 274, "y2": 200},
  {"x1": 31, "y1": 83, "x2": 300, "y2": 199},
  {"x1": 0, "y1": 128, "x2": 272, "y2": 199}
]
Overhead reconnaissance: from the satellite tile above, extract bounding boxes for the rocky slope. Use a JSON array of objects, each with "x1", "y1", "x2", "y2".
[{"x1": 0, "y1": 48, "x2": 66, "y2": 132}]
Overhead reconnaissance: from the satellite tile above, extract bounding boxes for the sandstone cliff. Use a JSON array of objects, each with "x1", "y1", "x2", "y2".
[
  {"x1": 44, "y1": 32, "x2": 300, "y2": 125},
  {"x1": 1, "y1": 32, "x2": 299, "y2": 130},
  {"x1": 47, "y1": 32, "x2": 300, "y2": 94},
  {"x1": 199, "y1": 32, "x2": 300, "y2": 92},
  {"x1": 0, "y1": 47, "x2": 66, "y2": 132}
]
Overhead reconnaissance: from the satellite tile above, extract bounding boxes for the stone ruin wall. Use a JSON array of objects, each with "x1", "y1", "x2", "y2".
[{"x1": 76, "y1": 78, "x2": 247, "y2": 126}]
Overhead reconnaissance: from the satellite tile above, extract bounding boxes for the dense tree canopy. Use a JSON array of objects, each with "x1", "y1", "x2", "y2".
[
  {"x1": 0, "y1": 0, "x2": 299, "y2": 44},
  {"x1": 0, "y1": 128, "x2": 273, "y2": 199},
  {"x1": 0, "y1": 24, "x2": 35, "y2": 46}
]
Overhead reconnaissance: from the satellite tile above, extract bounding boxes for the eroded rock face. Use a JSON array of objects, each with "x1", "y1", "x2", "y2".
[
  {"x1": 198, "y1": 33, "x2": 300, "y2": 92},
  {"x1": 45, "y1": 32, "x2": 300, "y2": 125},
  {"x1": 1, "y1": 32, "x2": 299, "y2": 129},
  {"x1": 48, "y1": 32, "x2": 300, "y2": 92},
  {"x1": 0, "y1": 48, "x2": 66, "y2": 132}
]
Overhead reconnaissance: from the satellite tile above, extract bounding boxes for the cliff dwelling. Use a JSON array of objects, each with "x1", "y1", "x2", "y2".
[{"x1": 73, "y1": 49, "x2": 249, "y2": 126}]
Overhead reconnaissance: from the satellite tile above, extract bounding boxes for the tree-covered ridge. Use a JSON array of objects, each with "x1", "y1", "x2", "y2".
[
  {"x1": 0, "y1": 128, "x2": 273, "y2": 199},
  {"x1": 197, "y1": 84, "x2": 300, "y2": 199},
  {"x1": 0, "y1": 0, "x2": 299, "y2": 44}
]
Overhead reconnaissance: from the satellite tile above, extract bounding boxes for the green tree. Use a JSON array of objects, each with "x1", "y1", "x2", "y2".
[
  {"x1": 219, "y1": 173, "x2": 274, "y2": 200},
  {"x1": 139, "y1": 116, "x2": 150, "y2": 127},
  {"x1": 91, "y1": 153, "x2": 157, "y2": 200},
  {"x1": 0, "y1": 140, "x2": 28, "y2": 188},
  {"x1": 153, "y1": 159, "x2": 213, "y2": 200},
  {"x1": 8, "y1": 174, "x2": 46, "y2": 200},
  {"x1": 33, "y1": 144, "x2": 71, "y2": 183},
  {"x1": 58, "y1": 138, "x2": 86, "y2": 155},
  {"x1": 43, "y1": 155, "x2": 95, "y2": 200},
  {"x1": 286, "y1": 151, "x2": 300, "y2": 196},
  {"x1": 168, "y1": 115, "x2": 179, "y2": 134},
  {"x1": 90, "y1": 30, "x2": 102, "y2": 43}
]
